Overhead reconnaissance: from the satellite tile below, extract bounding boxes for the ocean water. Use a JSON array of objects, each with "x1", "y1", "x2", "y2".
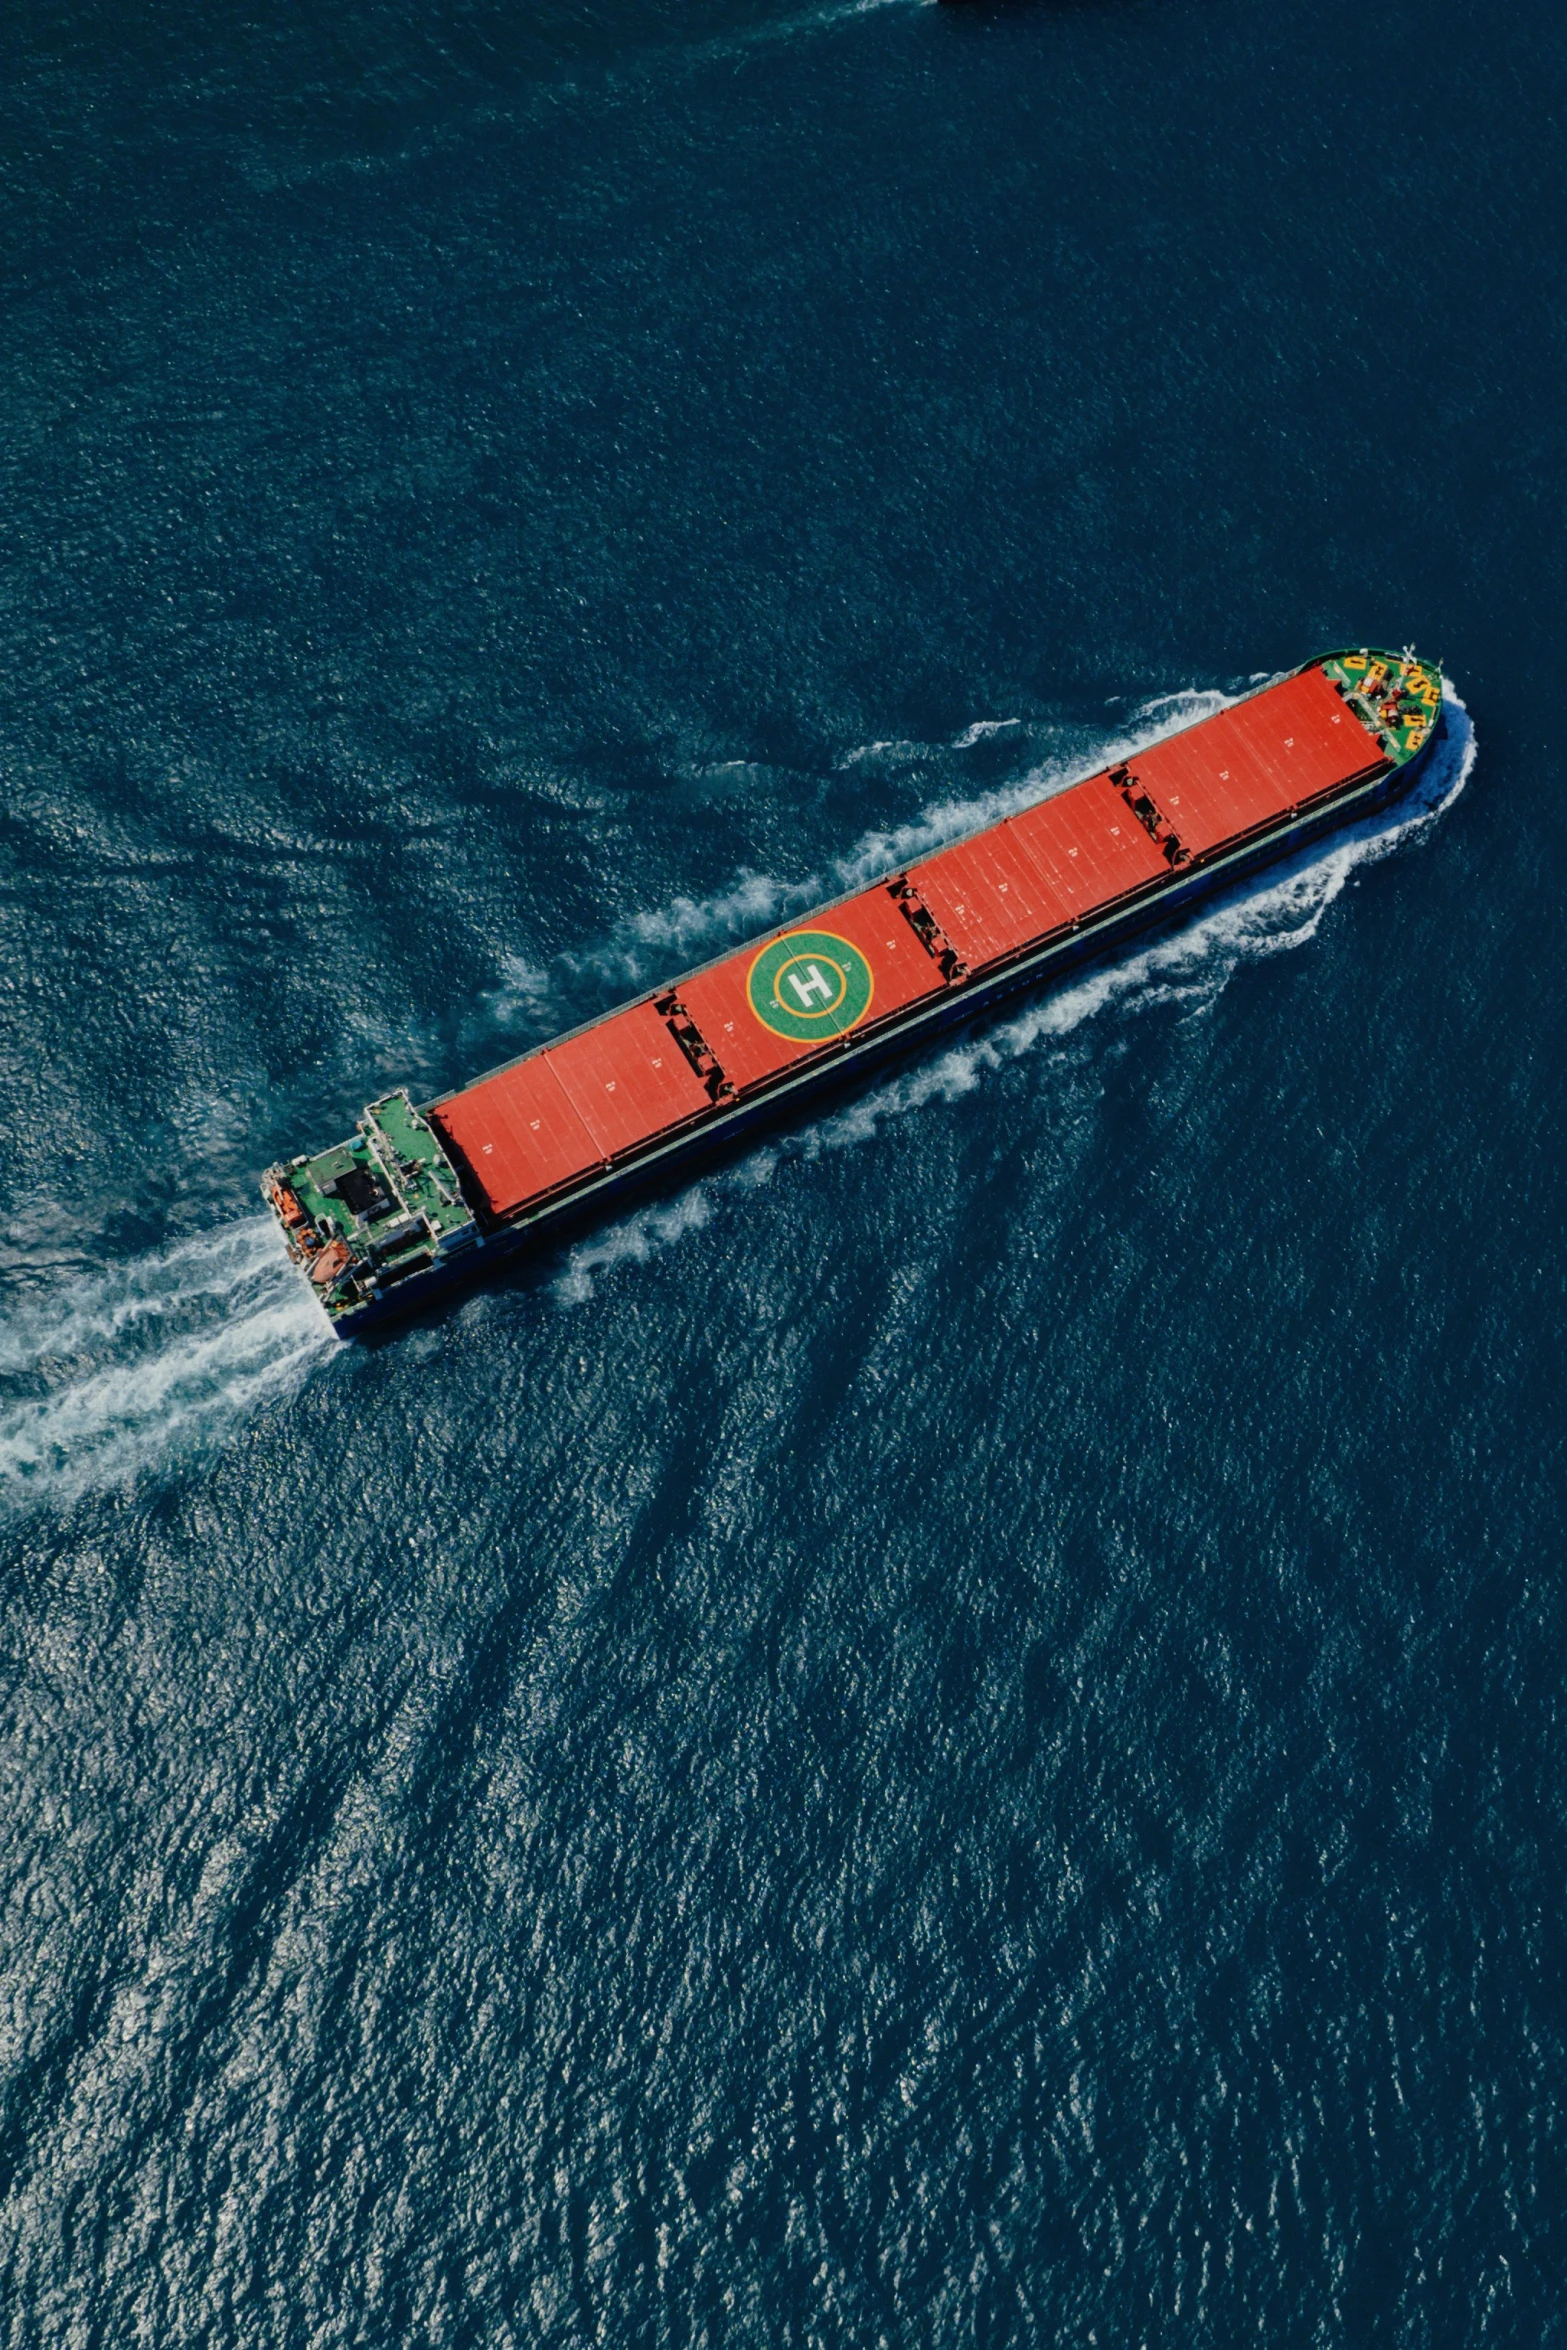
[{"x1": 2, "y1": 0, "x2": 1564, "y2": 2338}]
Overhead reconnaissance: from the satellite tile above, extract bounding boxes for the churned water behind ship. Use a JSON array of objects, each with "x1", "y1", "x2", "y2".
[{"x1": 0, "y1": 0, "x2": 1563, "y2": 2340}]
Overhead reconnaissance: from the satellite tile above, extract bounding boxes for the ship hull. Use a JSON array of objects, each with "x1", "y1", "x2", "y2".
[{"x1": 327, "y1": 709, "x2": 1442, "y2": 1338}]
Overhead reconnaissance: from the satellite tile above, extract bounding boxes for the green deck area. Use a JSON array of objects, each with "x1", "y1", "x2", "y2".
[
  {"x1": 364, "y1": 1092, "x2": 473, "y2": 1238},
  {"x1": 287, "y1": 1141, "x2": 364, "y2": 1246},
  {"x1": 265, "y1": 1088, "x2": 477, "y2": 1320},
  {"x1": 1323, "y1": 649, "x2": 1442, "y2": 766}
]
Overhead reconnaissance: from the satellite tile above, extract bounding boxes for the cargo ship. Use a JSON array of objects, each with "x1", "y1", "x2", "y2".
[{"x1": 264, "y1": 649, "x2": 1443, "y2": 1335}]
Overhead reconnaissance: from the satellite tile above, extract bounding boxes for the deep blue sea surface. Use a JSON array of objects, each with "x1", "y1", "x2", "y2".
[{"x1": 2, "y1": 0, "x2": 1564, "y2": 2338}]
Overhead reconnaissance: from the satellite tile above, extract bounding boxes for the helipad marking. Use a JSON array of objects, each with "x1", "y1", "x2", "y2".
[{"x1": 746, "y1": 929, "x2": 876, "y2": 1042}]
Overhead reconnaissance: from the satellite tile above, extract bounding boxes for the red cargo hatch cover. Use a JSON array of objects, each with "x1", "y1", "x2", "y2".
[
  {"x1": 1005, "y1": 772, "x2": 1169, "y2": 919},
  {"x1": 432, "y1": 1053, "x2": 602, "y2": 1219},
  {"x1": 1129, "y1": 669, "x2": 1384, "y2": 856},
  {"x1": 1225, "y1": 664, "x2": 1385, "y2": 805},
  {"x1": 906, "y1": 827, "x2": 1072, "y2": 972},
  {"x1": 1126, "y1": 715, "x2": 1283, "y2": 857},
  {"x1": 546, "y1": 998, "x2": 712, "y2": 1160},
  {"x1": 679, "y1": 883, "x2": 949, "y2": 1094}
]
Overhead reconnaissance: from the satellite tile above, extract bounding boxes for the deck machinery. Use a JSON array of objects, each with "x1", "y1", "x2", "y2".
[
  {"x1": 264, "y1": 1090, "x2": 479, "y2": 1305},
  {"x1": 264, "y1": 650, "x2": 1444, "y2": 1333}
]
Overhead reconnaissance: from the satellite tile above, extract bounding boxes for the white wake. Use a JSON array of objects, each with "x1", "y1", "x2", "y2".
[{"x1": 0, "y1": 1216, "x2": 333, "y2": 1517}]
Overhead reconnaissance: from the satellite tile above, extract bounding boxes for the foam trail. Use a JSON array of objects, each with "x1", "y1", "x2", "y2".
[
  {"x1": 554, "y1": 689, "x2": 1474, "y2": 1299},
  {"x1": 552, "y1": 1190, "x2": 715, "y2": 1307},
  {"x1": 0, "y1": 1216, "x2": 333, "y2": 1517},
  {"x1": 536, "y1": 687, "x2": 1236, "y2": 1012},
  {"x1": 951, "y1": 719, "x2": 1025, "y2": 750},
  {"x1": 683, "y1": 0, "x2": 934, "y2": 79}
]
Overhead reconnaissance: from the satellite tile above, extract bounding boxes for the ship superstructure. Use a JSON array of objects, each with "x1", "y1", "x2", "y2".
[{"x1": 265, "y1": 1090, "x2": 478, "y2": 1306}]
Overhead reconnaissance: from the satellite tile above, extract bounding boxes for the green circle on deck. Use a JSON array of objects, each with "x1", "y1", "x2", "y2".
[{"x1": 747, "y1": 930, "x2": 875, "y2": 1042}]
